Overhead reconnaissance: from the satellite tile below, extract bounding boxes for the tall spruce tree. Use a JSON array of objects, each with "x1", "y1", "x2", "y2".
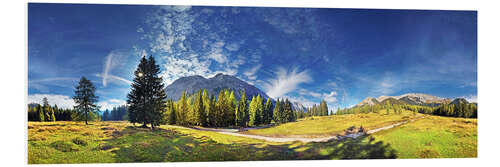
[
  {"x1": 228, "y1": 90, "x2": 237, "y2": 126},
  {"x1": 73, "y1": 77, "x2": 99, "y2": 125},
  {"x1": 235, "y1": 91, "x2": 247, "y2": 127},
  {"x1": 320, "y1": 100, "x2": 328, "y2": 116},
  {"x1": 273, "y1": 98, "x2": 281, "y2": 124},
  {"x1": 263, "y1": 98, "x2": 273, "y2": 124},
  {"x1": 193, "y1": 90, "x2": 206, "y2": 126},
  {"x1": 127, "y1": 56, "x2": 167, "y2": 129}
]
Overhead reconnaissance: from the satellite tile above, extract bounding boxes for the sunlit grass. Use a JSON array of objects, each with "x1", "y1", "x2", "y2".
[
  {"x1": 369, "y1": 115, "x2": 477, "y2": 158},
  {"x1": 243, "y1": 111, "x2": 421, "y2": 137},
  {"x1": 27, "y1": 113, "x2": 476, "y2": 163}
]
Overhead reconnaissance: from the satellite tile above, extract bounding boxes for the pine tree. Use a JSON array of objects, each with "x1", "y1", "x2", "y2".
[
  {"x1": 235, "y1": 91, "x2": 247, "y2": 127},
  {"x1": 263, "y1": 98, "x2": 273, "y2": 124},
  {"x1": 127, "y1": 56, "x2": 167, "y2": 129},
  {"x1": 166, "y1": 100, "x2": 176, "y2": 125},
  {"x1": 320, "y1": 100, "x2": 328, "y2": 116},
  {"x1": 248, "y1": 96, "x2": 259, "y2": 126},
  {"x1": 227, "y1": 90, "x2": 237, "y2": 126},
  {"x1": 73, "y1": 77, "x2": 99, "y2": 125},
  {"x1": 177, "y1": 91, "x2": 189, "y2": 126},
  {"x1": 50, "y1": 108, "x2": 56, "y2": 122},
  {"x1": 215, "y1": 91, "x2": 227, "y2": 127},
  {"x1": 256, "y1": 95, "x2": 264, "y2": 125},
  {"x1": 37, "y1": 104, "x2": 44, "y2": 122},
  {"x1": 283, "y1": 98, "x2": 294, "y2": 122},
  {"x1": 207, "y1": 94, "x2": 216, "y2": 127},
  {"x1": 193, "y1": 90, "x2": 206, "y2": 126},
  {"x1": 273, "y1": 98, "x2": 281, "y2": 124},
  {"x1": 102, "y1": 109, "x2": 109, "y2": 121}
]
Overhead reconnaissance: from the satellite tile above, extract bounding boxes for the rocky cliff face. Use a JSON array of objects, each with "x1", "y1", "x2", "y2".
[{"x1": 165, "y1": 73, "x2": 270, "y2": 101}]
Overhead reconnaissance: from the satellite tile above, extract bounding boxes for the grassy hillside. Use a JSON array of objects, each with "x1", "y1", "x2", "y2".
[
  {"x1": 243, "y1": 111, "x2": 420, "y2": 137},
  {"x1": 28, "y1": 121, "x2": 397, "y2": 163},
  {"x1": 28, "y1": 113, "x2": 476, "y2": 163},
  {"x1": 369, "y1": 115, "x2": 477, "y2": 158}
]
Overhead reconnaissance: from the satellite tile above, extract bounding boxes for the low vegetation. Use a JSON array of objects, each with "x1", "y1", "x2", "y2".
[
  {"x1": 369, "y1": 115, "x2": 477, "y2": 158},
  {"x1": 243, "y1": 110, "x2": 420, "y2": 137}
]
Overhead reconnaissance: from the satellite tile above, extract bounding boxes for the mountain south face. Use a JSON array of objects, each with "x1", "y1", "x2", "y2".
[
  {"x1": 356, "y1": 93, "x2": 451, "y2": 107},
  {"x1": 165, "y1": 73, "x2": 270, "y2": 101}
]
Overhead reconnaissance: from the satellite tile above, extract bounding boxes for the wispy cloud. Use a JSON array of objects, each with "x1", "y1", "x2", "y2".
[
  {"x1": 244, "y1": 64, "x2": 261, "y2": 80},
  {"x1": 100, "y1": 51, "x2": 133, "y2": 87},
  {"x1": 28, "y1": 94, "x2": 75, "y2": 109},
  {"x1": 29, "y1": 77, "x2": 79, "y2": 92},
  {"x1": 98, "y1": 99, "x2": 127, "y2": 111},
  {"x1": 264, "y1": 67, "x2": 312, "y2": 98}
]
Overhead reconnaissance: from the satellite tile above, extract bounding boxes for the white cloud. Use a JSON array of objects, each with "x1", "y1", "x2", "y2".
[
  {"x1": 243, "y1": 64, "x2": 261, "y2": 80},
  {"x1": 100, "y1": 50, "x2": 133, "y2": 87},
  {"x1": 208, "y1": 53, "x2": 227, "y2": 64},
  {"x1": 323, "y1": 91, "x2": 338, "y2": 103},
  {"x1": 298, "y1": 89, "x2": 338, "y2": 103},
  {"x1": 98, "y1": 99, "x2": 127, "y2": 111},
  {"x1": 28, "y1": 94, "x2": 75, "y2": 109},
  {"x1": 462, "y1": 95, "x2": 477, "y2": 103},
  {"x1": 264, "y1": 67, "x2": 312, "y2": 98},
  {"x1": 284, "y1": 96, "x2": 316, "y2": 108},
  {"x1": 225, "y1": 43, "x2": 240, "y2": 51},
  {"x1": 29, "y1": 77, "x2": 79, "y2": 92},
  {"x1": 329, "y1": 82, "x2": 338, "y2": 87}
]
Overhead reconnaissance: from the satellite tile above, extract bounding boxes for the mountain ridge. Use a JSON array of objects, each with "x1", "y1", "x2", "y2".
[
  {"x1": 165, "y1": 73, "x2": 270, "y2": 101},
  {"x1": 356, "y1": 93, "x2": 452, "y2": 107}
]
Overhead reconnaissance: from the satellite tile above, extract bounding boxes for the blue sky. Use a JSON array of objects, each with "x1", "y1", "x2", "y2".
[{"x1": 28, "y1": 3, "x2": 477, "y2": 110}]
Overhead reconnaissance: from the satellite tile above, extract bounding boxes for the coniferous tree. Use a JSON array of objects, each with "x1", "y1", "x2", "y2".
[
  {"x1": 255, "y1": 95, "x2": 264, "y2": 125},
  {"x1": 215, "y1": 91, "x2": 228, "y2": 127},
  {"x1": 207, "y1": 94, "x2": 216, "y2": 127},
  {"x1": 166, "y1": 100, "x2": 176, "y2": 125},
  {"x1": 273, "y1": 98, "x2": 281, "y2": 124},
  {"x1": 320, "y1": 100, "x2": 328, "y2": 116},
  {"x1": 193, "y1": 90, "x2": 206, "y2": 126},
  {"x1": 127, "y1": 56, "x2": 167, "y2": 129},
  {"x1": 283, "y1": 98, "x2": 294, "y2": 122},
  {"x1": 228, "y1": 90, "x2": 237, "y2": 126},
  {"x1": 248, "y1": 96, "x2": 259, "y2": 126},
  {"x1": 235, "y1": 91, "x2": 247, "y2": 127},
  {"x1": 73, "y1": 77, "x2": 99, "y2": 125},
  {"x1": 37, "y1": 104, "x2": 44, "y2": 122},
  {"x1": 102, "y1": 109, "x2": 109, "y2": 121},
  {"x1": 177, "y1": 91, "x2": 189, "y2": 126},
  {"x1": 263, "y1": 98, "x2": 273, "y2": 124}
]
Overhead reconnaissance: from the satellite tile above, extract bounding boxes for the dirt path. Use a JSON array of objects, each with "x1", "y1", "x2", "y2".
[{"x1": 166, "y1": 116, "x2": 424, "y2": 143}]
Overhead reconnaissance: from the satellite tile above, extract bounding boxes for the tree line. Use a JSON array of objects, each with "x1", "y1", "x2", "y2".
[
  {"x1": 102, "y1": 105, "x2": 128, "y2": 121},
  {"x1": 336, "y1": 99, "x2": 477, "y2": 118},
  {"x1": 161, "y1": 89, "x2": 308, "y2": 128},
  {"x1": 28, "y1": 97, "x2": 99, "y2": 122}
]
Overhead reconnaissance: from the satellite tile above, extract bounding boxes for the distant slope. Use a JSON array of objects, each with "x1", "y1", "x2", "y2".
[
  {"x1": 355, "y1": 93, "x2": 451, "y2": 107},
  {"x1": 165, "y1": 73, "x2": 270, "y2": 101}
]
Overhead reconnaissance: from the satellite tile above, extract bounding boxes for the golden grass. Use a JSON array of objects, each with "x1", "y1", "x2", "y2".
[{"x1": 243, "y1": 111, "x2": 421, "y2": 137}]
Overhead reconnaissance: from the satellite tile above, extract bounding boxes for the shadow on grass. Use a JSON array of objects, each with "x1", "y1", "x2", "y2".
[{"x1": 109, "y1": 127, "x2": 396, "y2": 162}]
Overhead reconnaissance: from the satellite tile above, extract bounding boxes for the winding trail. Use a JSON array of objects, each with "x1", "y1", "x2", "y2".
[{"x1": 166, "y1": 116, "x2": 424, "y2": 143}]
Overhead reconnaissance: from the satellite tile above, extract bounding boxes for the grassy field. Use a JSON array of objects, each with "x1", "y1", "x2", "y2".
[
  {"x1": 243, "y1": 111, "x2": 421, "y2": 137},
  {"x1": 27, "y1": 113, "x2": 476, "y2": 164},
  {"x1": 369, "y1": 115, "x2": 477, "y2": 158}
]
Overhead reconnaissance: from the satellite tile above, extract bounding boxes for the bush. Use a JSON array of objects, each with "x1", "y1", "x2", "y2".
[
  {"x1": 50, "y1": 141, "x2": 79, "y2": 152},
  {"x1": 417, "y1": 148, "x2": 440, "y2": 158},
  {"x1": 72, "y1": 138, "x2": 88, "y2": 146}
]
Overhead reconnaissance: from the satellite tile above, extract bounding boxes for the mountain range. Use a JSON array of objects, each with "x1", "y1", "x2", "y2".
[
  {"x1": 355, "y1": 93, "x2": 452, "y2": 107},
  {"x1": 165, "y1": 73, "x2": 270, "y2": 101}
]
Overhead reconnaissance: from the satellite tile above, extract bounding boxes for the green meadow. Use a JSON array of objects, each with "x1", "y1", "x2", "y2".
[{"x1": 27, "y1": 112, "x2": 476, "y2": 163}]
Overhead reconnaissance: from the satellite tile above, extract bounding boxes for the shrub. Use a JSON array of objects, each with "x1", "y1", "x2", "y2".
[
  {"x1": 72, "y1": 138, "x2": 88, "y2": 146},
  {"x1": 417, "y1": 148, "x2": 440, "y2": 158},
  {"x1": 50, "y1": 141, "x2": 79, "y2": 152}
]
